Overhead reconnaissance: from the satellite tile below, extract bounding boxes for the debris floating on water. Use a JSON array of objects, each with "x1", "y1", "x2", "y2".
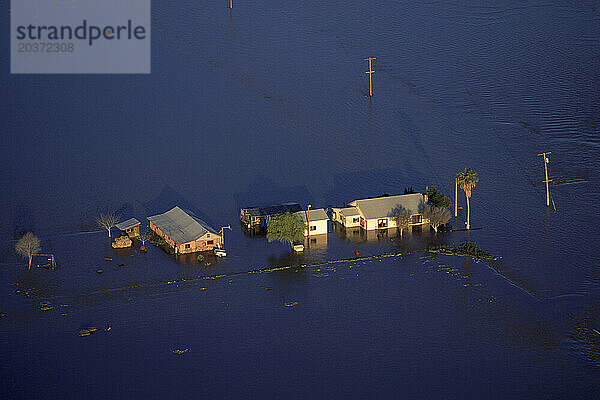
[
  {"x1": 96, "y1": 269, "x2": 103, "y2": 274},
  {"x1": 284, "y1": 301, "x2": 298, "y2": 307},
  {"x1": 78, "y1": 326, "x2": 111, "y2": 336},
  {"x1": 78, "y1": 327, "x2": 99, "y2": 337},
  {"x1": 172, "y1": 348, "x2": 190, "y2": 355},
  {"x1": 104, "y1": 258, "x2": 112, "y2": 261},
  {"x1": 265, "y1": 287, "x2": 273, "y2": 291}
]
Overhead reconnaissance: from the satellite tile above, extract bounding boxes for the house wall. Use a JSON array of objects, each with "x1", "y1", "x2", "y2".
[
  {"x1": 332, "y1": 208, "x2": 362, "y2": 228},
  {"x1": 124, "y1": 225, "x2": 140, "y2": 238},
  {"x1": 364, "y1": 215, "x2": 429, "y2": 231},
  {"x1": 176, "y1": 232, "x2": 222, "y2": 254},
  {"x1": 304, "y1": 219, "x2": 328, "y2": 236},
  {"x1": 149, "y1": 221, "x2": 176, "y2": 248},
  {"x1": 344, "y1": 214, "x2": 362, "y2": 228},
  {"x1": 150, "y1": 221, "x2": 222, "y2": 254}
]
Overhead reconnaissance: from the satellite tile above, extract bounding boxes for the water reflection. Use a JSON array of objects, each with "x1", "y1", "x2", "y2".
[
  {"x1": 303, "y1": 233, "x2": 327, "y2": 250},
  {"x1": 14, "y1": 271, "x2": 58, "y2": 299}
]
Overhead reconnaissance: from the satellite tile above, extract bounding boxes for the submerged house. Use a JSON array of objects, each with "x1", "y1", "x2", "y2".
[
  {"x1": 115, "y1": 218, "x2": 141, "y2": 238},
  {"x1": 148, "y1": 206, "x2": 222, "y2": 254},
  {"x1": 239, "y1": 203, "x2": 303, "y2": 230},
  {"x1": 295, "y1": 208, "x2": 329, "y2": 236},
  {"x1": 332, "y1": 193, "x2": 428, "y2": 231}
]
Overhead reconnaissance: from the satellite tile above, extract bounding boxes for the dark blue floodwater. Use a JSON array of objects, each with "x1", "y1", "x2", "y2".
[{"x1": 2, "y1": 1, "x2": 600, "y2": 398}]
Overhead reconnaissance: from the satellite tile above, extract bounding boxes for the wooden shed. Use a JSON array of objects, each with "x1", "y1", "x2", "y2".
[
  {"x1": 240, "y1": 203, "x2": 303, "y2": 230},
  {"x1": 116, "y1": 218, "x2": 141, "y2": 238}
]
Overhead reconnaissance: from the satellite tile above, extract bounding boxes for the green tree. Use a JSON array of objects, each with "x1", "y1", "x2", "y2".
[
  {"x1": 266, "y1": 213, "x2": 306, "y2": 248},
  {"x1": 457, "y1": 168, "x2": 479, "y2": 230},
  {"x1": 423, "y1": 205, "x2": 451, "y2": 233},
  {"x1": 15, "y1": 232, "x2": 41, "y2": 270},
  {"x1": 426, "y1": 186, "x2": 451, "y2": 208},
  {"x1": 389, "y1": 204, "x2": 411, "y2": 237}
]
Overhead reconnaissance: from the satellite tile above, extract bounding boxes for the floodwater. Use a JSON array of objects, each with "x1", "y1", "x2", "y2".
[{"x1": 1, "y1": 1, "x2": 600, "y2": 398}]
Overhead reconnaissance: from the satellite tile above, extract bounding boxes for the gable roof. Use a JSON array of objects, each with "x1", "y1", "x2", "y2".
[
  {"x1": 147, "y1": 206, "x2": 218, "y2": 244},
  {"x1": 348, "y1": 193, "x2": 424, "y2": 220},
  {"x1": 337, "y1": 207, "x2": 360, "y2": 217},
  {"x1": 295, "y1": 208, "x2": 329, "y2": 222},
  {"x1": 116, "y1": 218, "x2": 141, "y2": 230}
]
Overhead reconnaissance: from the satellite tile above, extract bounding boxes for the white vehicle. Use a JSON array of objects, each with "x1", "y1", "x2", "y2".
[{"x1": 214, "y1": 246, "x2": 227, "y2": 257}]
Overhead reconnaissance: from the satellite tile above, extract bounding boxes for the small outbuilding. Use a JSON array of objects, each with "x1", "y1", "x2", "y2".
[
  {"x1": 240, "y1": 203, "x2": 303, "y2": 230},
  {"x1": 116, "y1": 218, "x2": 141, "y2": 238}
]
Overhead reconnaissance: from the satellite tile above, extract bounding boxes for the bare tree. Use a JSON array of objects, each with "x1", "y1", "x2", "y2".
[
  {"x1": 389, "y1": 204, "x2": 411, "y2": 237},
  {"x1": 139, "y1": 230, "x2": 151, "y2": 246},
  {"x1": 96, "y1": 212, "x2": 118, "y2": 238},
  {"x1": 15, "y1": 232, "x2": 41, "y2": 270},
  {"x1": 139, "y1": 227, "x2": 152, "y2": 250},
  {"x1": 423, "y1": 205, "x2": 451, "y2": 233}
]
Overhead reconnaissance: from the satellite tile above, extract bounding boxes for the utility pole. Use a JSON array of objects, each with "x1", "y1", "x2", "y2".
[
  {"x1": 219, "y1": 225, "x2": 231, "y2": 247},
  {"x1": 364, "y1": 57, "x2": 376, "y2": 97},
  {"x1": 306, "y1": 204, "x2": 311, "y2": 239},
  {"x1": 229, "y1": 0, "x2": 232, "y2": 9},
  {"x1": 537, "y1": 152, "x2": 552, "y2": 206}
]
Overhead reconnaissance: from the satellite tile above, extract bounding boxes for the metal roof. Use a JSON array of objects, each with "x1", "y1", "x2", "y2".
[
  {"x1": 147, "y1": 206, "x2": 218, "y2": 244},
  {"x1": 295, "y1": 208, "x2": 329, "y2": 222},
  {"x1": 116, "y1": 218, "x2": 141, "y2": 230},
  {"x1": 338, "y1": 207, "x2": 360, "y2": 217},
  {"x1": 242, "y1": 203, "x2": 303, "y2": 217},
  {"x1": 349, "y1": 193, "x2": 424, "y2": 220}
]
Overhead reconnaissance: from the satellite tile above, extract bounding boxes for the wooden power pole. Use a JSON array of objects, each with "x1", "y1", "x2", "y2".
[
  {"x1": 229, "y1": 0, "x2": 232, "y2": 9},
  {"x1": 537, "y1": 152, "x2": 552, "y2": 206},
  {"x1": 364, "y1": 57, "x2": 376, "y2": 97}
]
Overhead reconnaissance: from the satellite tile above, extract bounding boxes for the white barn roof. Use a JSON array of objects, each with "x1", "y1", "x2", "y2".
[{"x1": 349, "y1": 193, "x2": 424, "y2": 219}]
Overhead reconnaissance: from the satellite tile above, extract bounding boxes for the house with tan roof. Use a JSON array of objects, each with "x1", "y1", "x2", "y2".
[{"x1": 332, "y1": 193, "x2": 428, "y2": 231}]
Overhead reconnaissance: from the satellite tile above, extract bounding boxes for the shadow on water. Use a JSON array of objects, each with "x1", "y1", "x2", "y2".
[
  {"x1": 325, "y1": 168, "x2": 431, "y2": 207},
  {"x1": 233, "y1": 176, "x2": 314, "y2": 210},
  {"x1": 143, "y1": 185, "x2": 217, "y2": 228},
  {"x1": 14, "y1": 270, "x2": 58, "y2": 299}
]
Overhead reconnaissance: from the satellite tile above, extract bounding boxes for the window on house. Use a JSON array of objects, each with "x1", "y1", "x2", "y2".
[
  {"x1": 353, "y1": 217, "x2": 360, "y2": 223},
  {"x1": 378, "y1": 219, "x2": 388, "y2": 228},
  {"x1": 310, "y1": 226, "x2": 317, "y2": 231},
  {"x1": 185, "y1": 244, "x2": 191, "y2": 249},
  {"x1": 206, "y1": 234, "x2": 210, "y2": 238},
  {"x1": 412, "y1": 215, "x2": 422, "y2": 224},
  {"x1": 310, "y1": 238, "x2": 317, "y2": 244},
  {"x1": 206, "y1": 240, "x2": 214, "y2": 245}
]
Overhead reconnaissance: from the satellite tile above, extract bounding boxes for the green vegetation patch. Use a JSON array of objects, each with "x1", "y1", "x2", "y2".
[{"x1": 428, "y1": 241, "x2": 498, "y2": 261}]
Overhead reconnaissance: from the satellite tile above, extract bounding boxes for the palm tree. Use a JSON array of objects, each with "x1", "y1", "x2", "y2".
[{"x1": 457, "y1": 168, "x2": 479, "y2": 230}]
